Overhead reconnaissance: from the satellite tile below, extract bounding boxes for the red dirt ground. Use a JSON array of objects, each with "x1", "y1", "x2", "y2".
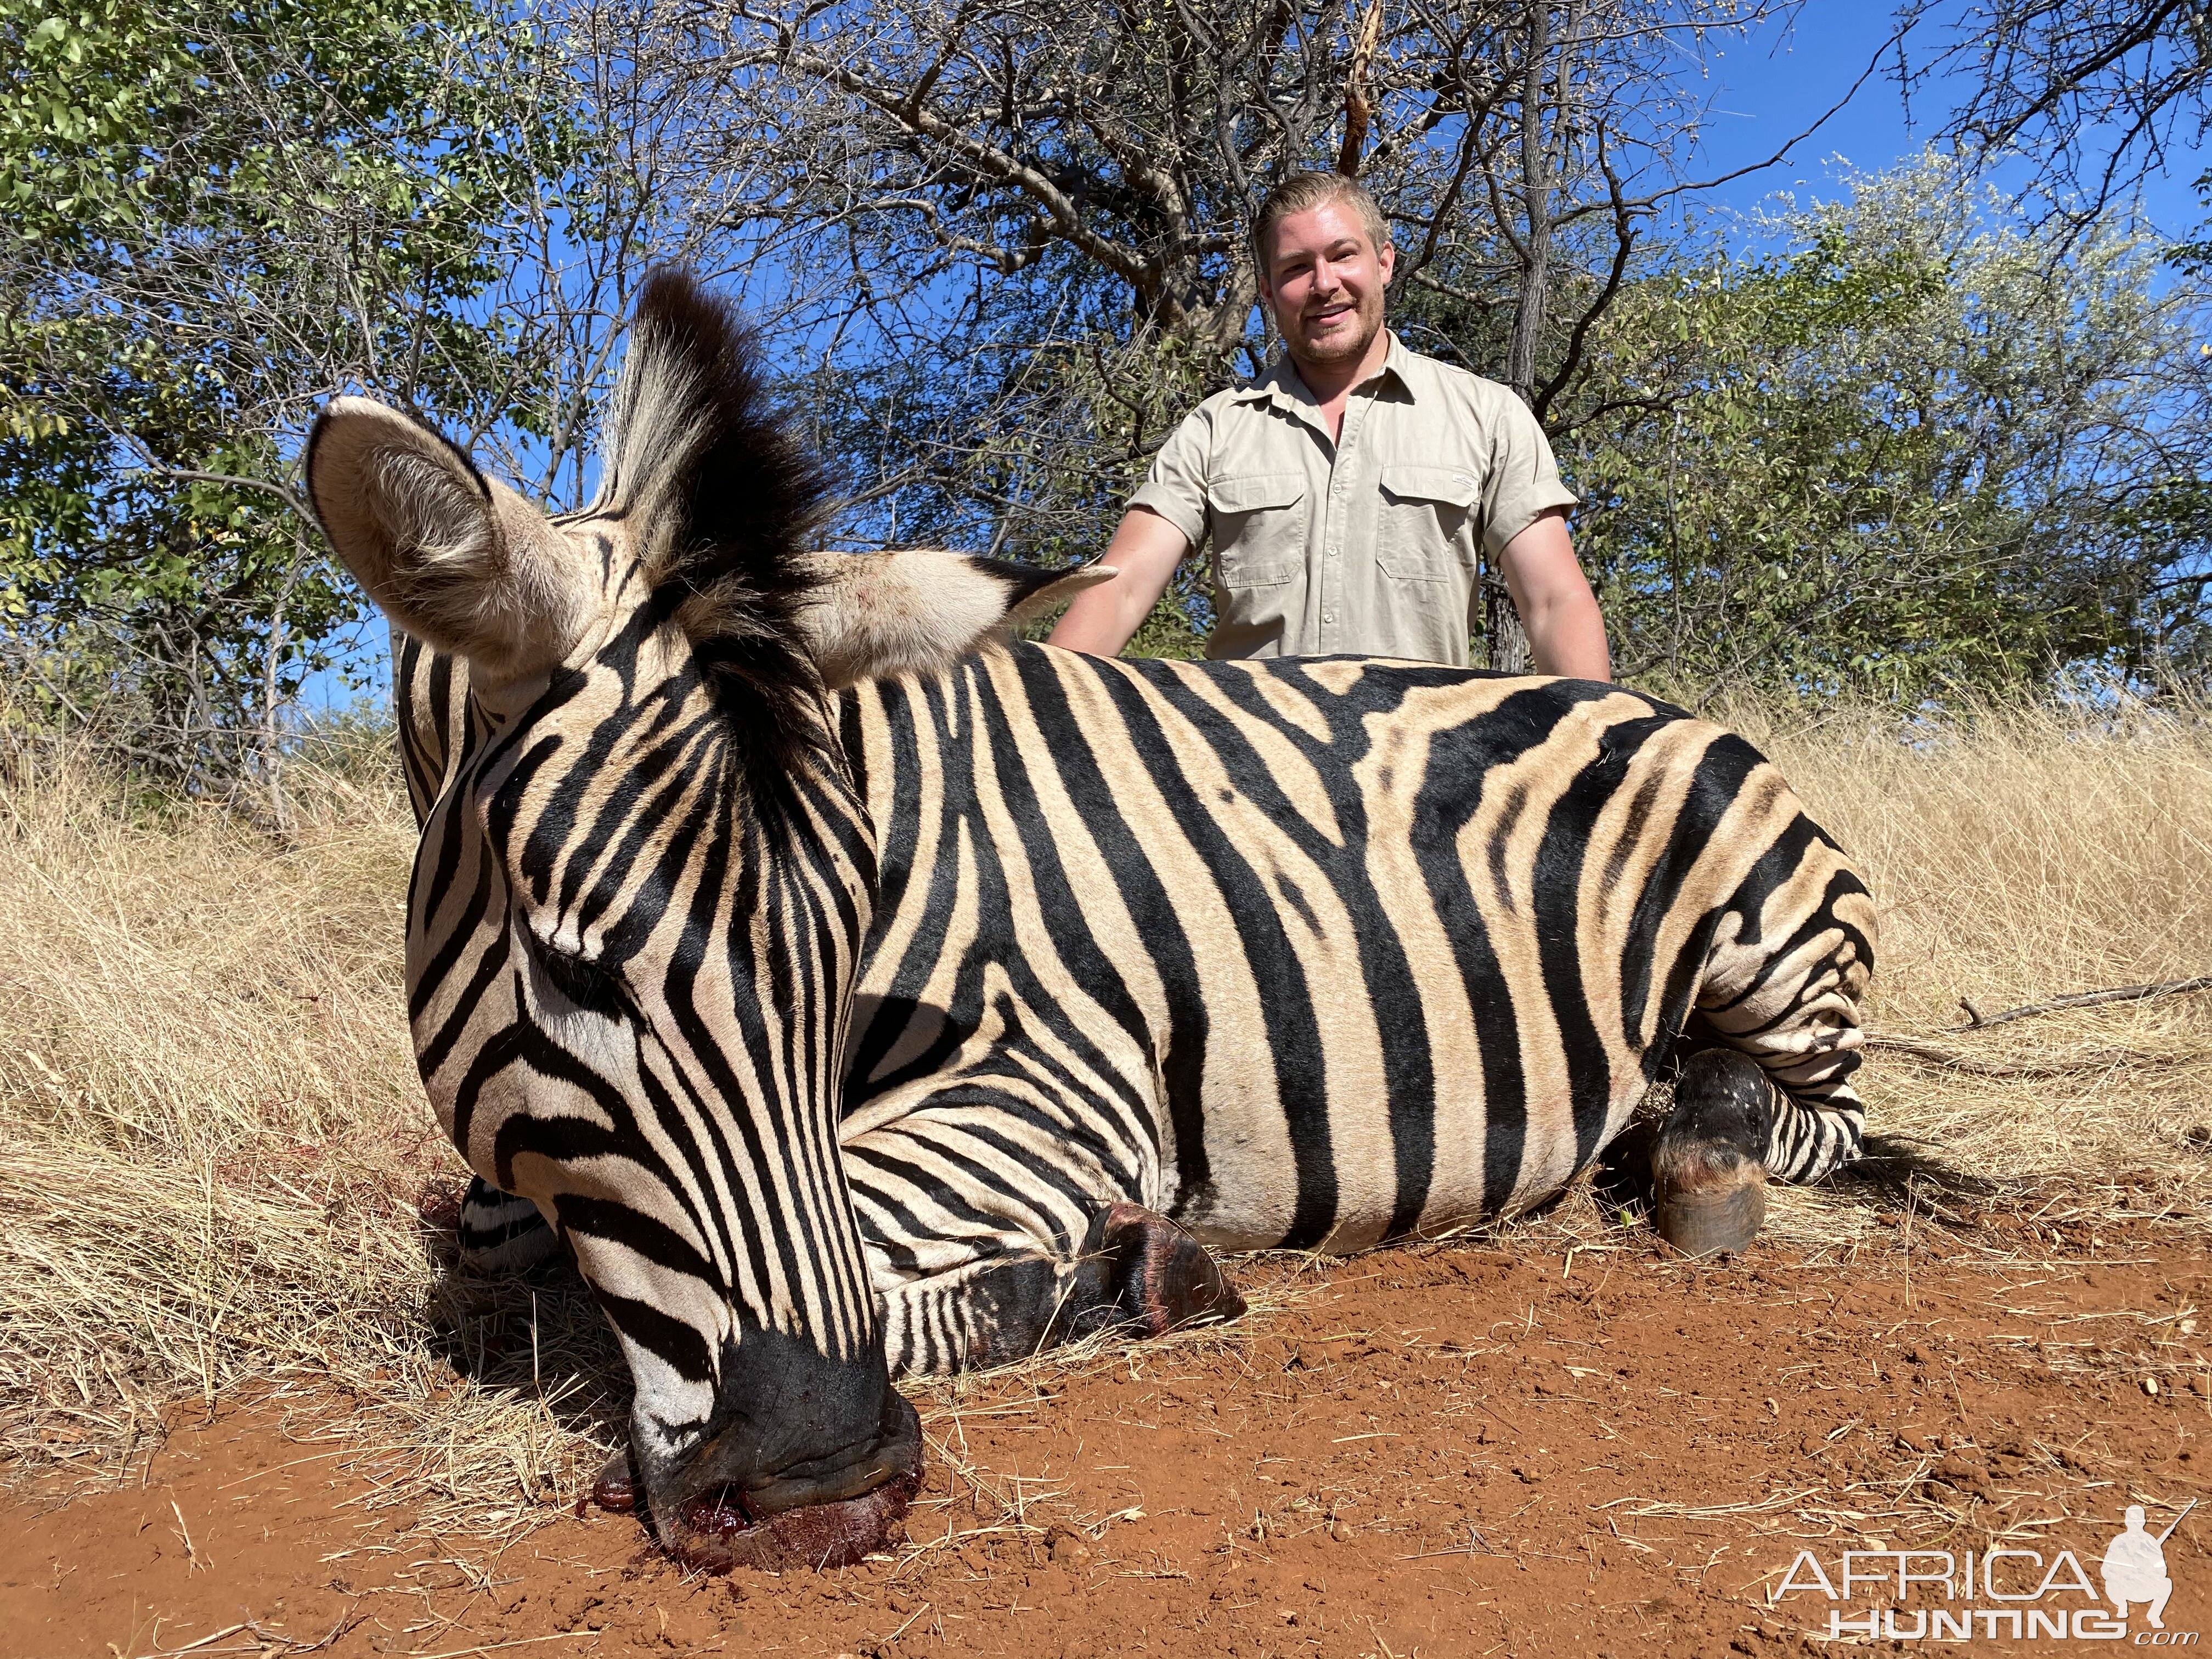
[{"x1": 5, "y1": 1232, "x2": 2209, "y2": 1659}]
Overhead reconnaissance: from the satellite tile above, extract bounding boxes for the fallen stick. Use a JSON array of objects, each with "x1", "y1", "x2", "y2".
[
  {"x1": 1957, "y1": 975, "x2": 2212, "y2": 1030},
  {"x1": 133, "y1": 1623, "x2": 246, "y2": 1658},
  {"x1": 1863, "y1": 1037, "x2": 2185, "y2": 1077}
]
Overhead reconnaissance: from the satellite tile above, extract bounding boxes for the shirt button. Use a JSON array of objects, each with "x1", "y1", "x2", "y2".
[{"x1": 1323, "y1": 611, "x2": 1336, "y2": 623}]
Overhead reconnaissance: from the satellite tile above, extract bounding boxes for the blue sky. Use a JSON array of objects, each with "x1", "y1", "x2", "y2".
[{"x1": 1688, "y1": 6, "x2": 2203, "y2": 234}]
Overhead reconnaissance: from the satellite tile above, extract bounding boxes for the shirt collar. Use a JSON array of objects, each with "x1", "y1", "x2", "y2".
[
  {"x1": 1234, "y1": 330, "x2": 1421, "y2": 410},
  {"x1": 1377, "y1": 331, "x2": 1425, "y2": 401}
]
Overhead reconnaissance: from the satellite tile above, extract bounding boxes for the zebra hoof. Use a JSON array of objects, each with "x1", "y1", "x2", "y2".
[{"x1": 1652, "y1": 1171, "x2": 1767, "y2": 1259}]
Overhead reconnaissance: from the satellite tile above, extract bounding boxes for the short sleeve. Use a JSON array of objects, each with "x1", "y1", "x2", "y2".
[
  {"x1": 1480, "y1": 390, "x2": 1579, "y2": 556},
  {"x1": 1127, "y1": 403, "x2": 1212, "y2": 550}
]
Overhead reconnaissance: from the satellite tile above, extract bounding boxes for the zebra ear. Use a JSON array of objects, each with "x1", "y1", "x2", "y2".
[
  {"x1": 306, "y1": 397, "x2": 588, "y2": 684},
  {"x1": 797, "y1": 551, "x2": 1116, "y2": 689}
]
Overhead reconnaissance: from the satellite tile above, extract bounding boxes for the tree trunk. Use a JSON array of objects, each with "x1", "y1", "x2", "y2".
[
  {"x1": 1506, "y1": 4, "x2": 1553, "y2": 405},
  {"x1": 1485, "y1": 575, "x2": 1531, "y2": 674},
  {"x1": 1489, "y1": 1, "x2": 1552, "y2": 676}
]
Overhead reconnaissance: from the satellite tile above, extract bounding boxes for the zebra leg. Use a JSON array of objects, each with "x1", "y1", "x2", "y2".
[
  {"x1": 879, "y1": 1204, "x2": 1245, "y2": 1377},
  {"x1": 456, "y1": 1175, "x2": 563, "y2": 1273},
  {"x1": 1657, "y1": 817, "x2": 1875, "y2": 1257}
]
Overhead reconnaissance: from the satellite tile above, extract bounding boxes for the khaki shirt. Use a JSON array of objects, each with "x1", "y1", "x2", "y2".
[{"x1": 1129, "y1": 333, "x2": 1578, "y2": 664}]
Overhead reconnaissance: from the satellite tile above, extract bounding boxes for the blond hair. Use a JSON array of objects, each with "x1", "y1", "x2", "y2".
[{"x1": 1250, "y1": 172, "x2": 1391, "y2": 276}]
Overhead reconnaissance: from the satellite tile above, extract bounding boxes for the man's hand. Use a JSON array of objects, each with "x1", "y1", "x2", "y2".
[
  {"x1": 1499, "y1": 509, "x2": 1611, "y2": 681},
  {"x1": 1046, "y1": 507, "x2": 1190, "y2": 656}
]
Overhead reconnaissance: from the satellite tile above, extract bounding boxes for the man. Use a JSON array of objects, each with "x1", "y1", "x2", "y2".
[{"x1": 1049, "y1": 171, "x2": 1610, "y2": 678}]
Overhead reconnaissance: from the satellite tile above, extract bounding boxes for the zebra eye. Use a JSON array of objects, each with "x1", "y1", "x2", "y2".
[{"x1": 537, "y1": 944, "x2": 624, "y2": 1015}]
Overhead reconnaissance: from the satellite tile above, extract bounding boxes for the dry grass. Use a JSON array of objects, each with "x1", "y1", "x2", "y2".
[
  {"x1": 0, "y1": 690, "x2": 2206, "y2": 1537},
  {"x1": 1745, "y1": 692, "x2": 2212, "y2": 1222},
  {"x1": 0, "y1": 734, "x2": 619, "y2": 1532}
]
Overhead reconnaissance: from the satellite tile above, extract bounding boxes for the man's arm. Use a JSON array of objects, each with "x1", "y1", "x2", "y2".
[
  {"x1": 1046, "y1": 506, "x2": 1191, "y2": 656},
  {"x1": 1499, "y1": 509, "x2": 1610, "y2": 680}
]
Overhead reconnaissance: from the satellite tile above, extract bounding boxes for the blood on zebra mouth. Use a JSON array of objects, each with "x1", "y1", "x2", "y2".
[
  {"x1": 591, "y1": 1391, "x2": 928, "y2": 1572},
  {"x1": 659, "y1": 1463, "x2": 923, "y2": 1572}
]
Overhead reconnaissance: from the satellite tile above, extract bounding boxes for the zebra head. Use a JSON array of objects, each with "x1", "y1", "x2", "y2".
[{"x1": 304, "y1": 270, "x2": 1108, "y2": 1565}]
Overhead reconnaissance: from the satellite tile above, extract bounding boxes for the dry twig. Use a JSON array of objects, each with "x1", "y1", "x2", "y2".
[
  {"x1": 1863, "y1": 1037, "x2": 2186, "y2": 1077},
  {"x1": 1956, "y1": 975, "x2": 2212, "y2": 1030}
]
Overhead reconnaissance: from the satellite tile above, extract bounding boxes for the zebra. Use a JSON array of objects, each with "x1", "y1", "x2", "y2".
[{"x1": 305, "y1": 270, "x2": 1876, "y2": 1571}]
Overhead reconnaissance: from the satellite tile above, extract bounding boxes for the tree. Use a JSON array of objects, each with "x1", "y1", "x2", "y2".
[
  {"x1": 1904, "y1": 0, "x2": 2212, "y2": 229},
  {"x1": 1387, "y1": 0, "x2": 1843, "y2": 668},
  {"x1": 1555, "y1": 156, "x2": 2212, "y2": 703},
  {"x1": 0, "y1": 0, "x2": 584, "y2": 793},
  {"x1": 19, "y1": 0, "x2": 2192, "y2": 749}
]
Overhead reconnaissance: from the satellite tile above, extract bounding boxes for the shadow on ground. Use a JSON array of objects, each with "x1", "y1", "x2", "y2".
[{"x1": 414, "y1": 1176, "x2": 630, "y2": 1438}]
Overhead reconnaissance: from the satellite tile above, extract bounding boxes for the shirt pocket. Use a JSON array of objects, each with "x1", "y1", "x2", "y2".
[
  {"x1": 1206, "y1": 472, "x2": 1307, "y2": 588},
  {"x1": 1376, "y1": 462, "x2": 1480, "y2": 582}
]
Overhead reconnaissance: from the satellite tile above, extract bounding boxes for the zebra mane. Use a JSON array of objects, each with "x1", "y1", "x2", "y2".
[{"x1": 593, "y1": 268, "x2": 836, "y2": 786}]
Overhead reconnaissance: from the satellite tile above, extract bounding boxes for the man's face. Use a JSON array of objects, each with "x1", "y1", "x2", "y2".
[{"x1": 1260, "y1": 200, "x2": 1395, "y2": 374}]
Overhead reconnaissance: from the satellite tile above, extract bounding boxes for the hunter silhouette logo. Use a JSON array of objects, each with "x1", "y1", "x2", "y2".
[
  {"x1": 1774, "y1": 1499, "x2": 2198, "y2": 1643},
  {"x1": 2104, "y1": 1500, "x2": 2193, "y2": 1630}
]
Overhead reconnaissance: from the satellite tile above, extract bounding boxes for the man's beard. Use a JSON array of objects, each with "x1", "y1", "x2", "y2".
[{"x1": 1292, "y1": 289, "x2": 1384, "y2": 368}]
